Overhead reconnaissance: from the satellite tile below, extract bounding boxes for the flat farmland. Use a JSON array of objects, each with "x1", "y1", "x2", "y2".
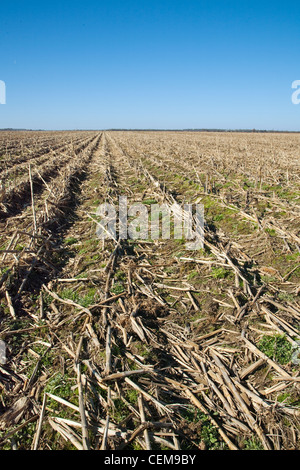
[{"x1": 0, "y1": 130, "x2": 300, "y2": 450}]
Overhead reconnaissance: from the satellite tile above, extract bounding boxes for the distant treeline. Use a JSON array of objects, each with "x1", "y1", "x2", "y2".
[
  {"x1": 1, "y1": 128, "x2": 300, "y2": 133},
  {"x1": 0, "y1": 128, "x2": 29, "y2": 131},
  {"x1": 106, "y1": 128, "x2": 300, "y2": 133},
  {"x1": 0, "y1": 128, "x2": 44, "y2": 131}
]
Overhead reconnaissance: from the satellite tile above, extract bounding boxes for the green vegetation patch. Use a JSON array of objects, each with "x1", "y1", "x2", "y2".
[
  {"x1": 182, "y1": 406, "x2": 225, "y2": 450},
  {"x1": 60, "y1": 286, "x2": 97, "y2": 308},
  {"x1": 258, "y1": 334, "x2": 293, "y2": 364}
]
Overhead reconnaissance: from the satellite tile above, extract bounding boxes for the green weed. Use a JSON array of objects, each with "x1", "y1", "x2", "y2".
[
  {"x1": 278, "y1": 292, "x2": 295, "y2": 303},
  {"x1": 110, "y1": 282, "x2": 125, "y2": 295},
  {"x1": 187, "y1": 270, "x2": 198, "y2": 281},
  {"x1": 182, "y1": 406, "x2": 223, "y2": 450},
  {"x1": 258, "y1": 334, "x2": 293, "y2": 364},
  {"x1": 244, "y1": 437, "x2": 264, "y2": 450},
  {"x1": 64, "y1": 237, "x2": 78, "y2": 246},
  {"x1": 211, "y1": 267, "x2": 229, "y2": 279},
  {"x1": 60, "y1": 287, "x2": 97, "y2": 308}
]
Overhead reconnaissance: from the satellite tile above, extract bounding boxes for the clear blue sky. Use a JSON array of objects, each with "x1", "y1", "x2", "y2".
[{"x1": 1, "y1": 0, "x2": 300, "y2": 130}]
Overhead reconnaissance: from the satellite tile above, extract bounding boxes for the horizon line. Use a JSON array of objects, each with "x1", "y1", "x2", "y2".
[{"x1": 1, "y1": 127, "x2": 300, "y2": 133}]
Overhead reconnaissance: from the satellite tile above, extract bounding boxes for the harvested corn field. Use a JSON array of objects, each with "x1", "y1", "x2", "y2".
[{"x1": 0, "y1": 130, "x2": 300, "y2": 450}]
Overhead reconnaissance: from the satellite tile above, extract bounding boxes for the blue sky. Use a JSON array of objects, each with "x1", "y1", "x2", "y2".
[{"x1": 1, "y1": 0, "x2": 300, "y2": 130}]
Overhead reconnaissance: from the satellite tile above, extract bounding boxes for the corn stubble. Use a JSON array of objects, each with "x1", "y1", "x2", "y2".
[{"x1": 0, "y1": 130, "x2": 299, "y2": 450}]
